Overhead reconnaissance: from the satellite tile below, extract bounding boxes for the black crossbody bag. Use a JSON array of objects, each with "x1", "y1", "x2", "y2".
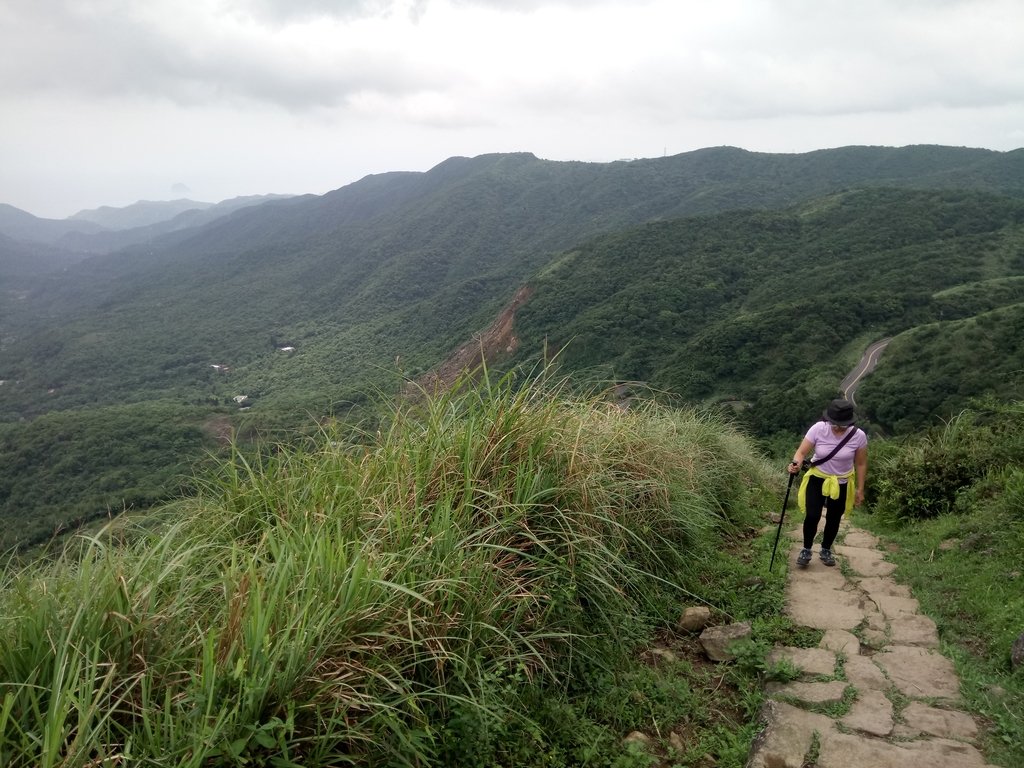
[{"x1": 803, "y1": 426, "x2": 859, "y2": 470}]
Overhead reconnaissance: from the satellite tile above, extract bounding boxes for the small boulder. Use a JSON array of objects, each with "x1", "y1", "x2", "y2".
[
  {"x1": 641, "y1": 647, "x2": 678, "y2": 665},
  {"x1": 699, "y1": 621, "x2": 752, "y2": 661},
  {"x1": 1011, "y1": 631, "x2": 1024, "y2": 670},
  {"x1": 678, "y1": 606, "x2": 712, "y2": 633},
  {"x1": 623, "y1": 731, "x2": 651, "y2": 748}
]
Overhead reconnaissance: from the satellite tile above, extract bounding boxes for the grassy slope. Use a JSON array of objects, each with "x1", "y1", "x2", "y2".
[
  {"x1": 861, "y1": 404, "x2": 1024, "y2": 768},
  {"x1": 0, "y1": 374, "x2": 794, "y2": 768}
]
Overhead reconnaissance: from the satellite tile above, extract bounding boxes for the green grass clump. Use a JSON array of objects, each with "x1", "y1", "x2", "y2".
[{"x1": 0, "y1": 371, "x2": 773, "y2": 767}]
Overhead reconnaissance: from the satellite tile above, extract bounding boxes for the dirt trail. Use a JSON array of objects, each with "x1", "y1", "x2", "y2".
[{"x1": 747, "y1": 520, "x2": 999, "y2": 767}]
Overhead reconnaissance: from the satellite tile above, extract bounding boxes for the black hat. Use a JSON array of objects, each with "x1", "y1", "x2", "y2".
[{"x1": 823, "y1": 398, "x2": 856, "y2": 426}]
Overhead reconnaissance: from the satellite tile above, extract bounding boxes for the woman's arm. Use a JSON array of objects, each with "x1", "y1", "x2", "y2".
[
  {"x1": 788, "y1": 438, "x2": 815, "y2": 474},
  {"x1": 854, "y1": 446, "x2": 868, "y2": 505}
]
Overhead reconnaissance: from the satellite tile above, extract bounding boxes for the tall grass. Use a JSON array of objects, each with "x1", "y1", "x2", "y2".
[{"x1": 0, "y1": 372, "x2": 771, "y2": 767}]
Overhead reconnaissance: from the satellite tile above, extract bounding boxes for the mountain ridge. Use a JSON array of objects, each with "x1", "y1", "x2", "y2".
[
  {"x1": 2, "y1": 143, "x2": 1024, "y2": 551},
  {"x1": 4, "y1": 144, "x2": 1024, "y2": 422}
]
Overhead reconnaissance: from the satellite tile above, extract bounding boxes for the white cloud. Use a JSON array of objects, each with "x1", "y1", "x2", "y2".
[{"x1": 1, "y1": 0, "x2": 1022, "y2": 217}]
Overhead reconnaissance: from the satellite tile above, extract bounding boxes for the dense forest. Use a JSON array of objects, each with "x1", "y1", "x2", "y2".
[{"x1": 1, "y1": 146, "x2": 1023, "y2": 549}]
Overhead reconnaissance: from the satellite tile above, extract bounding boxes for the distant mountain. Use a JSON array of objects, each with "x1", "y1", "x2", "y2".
[
  {"x1": 69, "y1": 199, "x2": 216, "y2": 230},
  {"x1": 0, "y1": 195, "x2": 295, "y2": 254},
  {"x1": 0, "y1": 203, "x2": 107, "y2": 246},
  {"x1": 56, "y1": 194, "x2": 297, "y2": 254}
]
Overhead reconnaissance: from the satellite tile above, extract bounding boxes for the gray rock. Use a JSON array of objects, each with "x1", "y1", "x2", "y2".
[
  {"x1": 678, "y1": 605, "x2": 712, "y2": 633},
  {"x1": 699, "y1": 621, "x2": 751, "y2": 661},
  {"x1": 1011, "y1": 631, "x2": 1024, "y2": 670},
  {"x1": 641, "y1": 647, "x2": 678, "y2": 665},
  {"x1": 623, "y1": 731, "x2": 650, "y2": 748}
]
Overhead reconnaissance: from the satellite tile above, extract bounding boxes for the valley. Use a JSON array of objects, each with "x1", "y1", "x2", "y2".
[{"x1": 1, "y1": 145, "x2": 1023, "y2": 549}]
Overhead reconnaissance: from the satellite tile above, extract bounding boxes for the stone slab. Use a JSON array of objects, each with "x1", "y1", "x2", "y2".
[
  {"x1": 840, "y1": 689, "x2": 893, "y2": 736},
  {"x1": 874, "y1": 645, "x2": 961, "y2": 701},
  {"x1": 842, "y1": 529, "x2": 880, "y2": 548},
  {"x1": 819, "y1": 629, "x2": 860, "y2": 656},
  {"x1": 872, "y1": 593, "x2": 921, "y2": 619},
  {"x1": 865, "y1": 608, "x2": 888, "y2": 633},
  {"x1": 818, "y1": 731, "x2": 992, "y2": 768},
  {"x1": 786, "y1": 545, "x2": 848, "y2": 585},
  {"x1": 746, "y1": 700, "x2": 835, "y2": 768},
  {"x1": 895, "y1": 701, "x2": 979, "y2": 740},
  {"x1": 844, "y1": 655, "x2": 890, "y2": 691},
  {"x1": 857, "y1": 576, "x2": 912, "y2": 599},
  {"x1": 767, "y1": 646, "x2": 837, "y2": 678},
  {"x1": 840, "y1": 546, "x2": 897, "y2": 577},
  {"x1": 787, "y1": 580, "x2": 865, "y2": 630},
  {"x1": 766, "y1": 680, "x2": 849, "y2": 705},
  {"x1": 860, "y1": 627, "x2": 889, "y2": 650},
  {"x1": 888, "y1": 614, "x2": 940, "y2": 648}
]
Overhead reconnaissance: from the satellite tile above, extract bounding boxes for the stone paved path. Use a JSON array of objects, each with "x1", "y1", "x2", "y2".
[{"x1": 746, "y1": 522, "x2": 1000, "y2": 768}]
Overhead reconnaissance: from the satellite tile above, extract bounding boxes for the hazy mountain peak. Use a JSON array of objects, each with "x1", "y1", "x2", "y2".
[{"x1": 69, "y1": 198, "x2": 215, "y2": 230}]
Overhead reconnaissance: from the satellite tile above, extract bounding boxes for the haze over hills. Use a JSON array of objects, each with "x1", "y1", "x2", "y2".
[
  {"x1": 69, "y1": 198, "x2": 218, "y2": 230},
  {"x1": 1, "y1": 144, "x2": 1023, "y2": 549},
  {"x1": 0, "y1": 193, "x2": 294, "y2": 256},
  {"x1": 0, "y1": 203, "x2": 108, "y2": 247}
]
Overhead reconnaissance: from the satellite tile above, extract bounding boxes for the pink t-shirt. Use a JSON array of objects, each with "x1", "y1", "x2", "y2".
[{"x1": 804, "y1": 421, "x2": 867, "y2": 480}]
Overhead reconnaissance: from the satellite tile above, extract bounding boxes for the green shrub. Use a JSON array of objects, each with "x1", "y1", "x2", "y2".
[{"x1": 871, "y1": 405, "x2": 1024, "y2": 521}]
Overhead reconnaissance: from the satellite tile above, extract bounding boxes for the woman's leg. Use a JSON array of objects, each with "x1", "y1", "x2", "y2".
[
  {"x1": 820, "y1": 483, "x2": 849, "y2": 550},
  {"x1": 802, "y1": 476, "x2": 825, "y2": 548}
]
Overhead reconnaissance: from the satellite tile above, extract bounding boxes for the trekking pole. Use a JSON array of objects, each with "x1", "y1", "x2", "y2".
[{"x1": 769, "y1": 469, "x2": 798, "y2": 571}]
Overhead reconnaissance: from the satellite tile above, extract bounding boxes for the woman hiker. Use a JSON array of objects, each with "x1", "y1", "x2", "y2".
[{"x1": 786, "y1": 398, "x2": 868, "y2": 567}]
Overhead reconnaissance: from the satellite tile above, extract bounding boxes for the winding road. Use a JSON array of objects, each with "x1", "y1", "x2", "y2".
[{"x1": 840, "y1": 338, "x2": 891, "y2": 406}]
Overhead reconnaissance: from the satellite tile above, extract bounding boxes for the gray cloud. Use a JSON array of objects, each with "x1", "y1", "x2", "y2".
[
  {"x1": 2, "y1": 2, "x2": 427, "y2": 97},
  {"x1": 4, "y1": 0, "x2": 1021, "y2": 120},
  {"x1": 2, "y1": 0, "x2": 1022, "y2": 218}
]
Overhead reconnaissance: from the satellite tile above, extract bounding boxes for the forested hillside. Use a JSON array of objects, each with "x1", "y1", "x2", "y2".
[
  {"x1": 1, "y1": 145, "x2": 1022, "y2": 550},
  {"x1": 509, "y1": 188, "x2": 1024, "y2": 435}
]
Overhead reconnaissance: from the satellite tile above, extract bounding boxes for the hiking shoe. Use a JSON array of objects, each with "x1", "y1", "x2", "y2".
[
  {"x1": 819, "y1": 548, "x2": 836, "y2": 567},
  {"x1": 796, "y1": 548, "x2": 812, "y2": 566}
]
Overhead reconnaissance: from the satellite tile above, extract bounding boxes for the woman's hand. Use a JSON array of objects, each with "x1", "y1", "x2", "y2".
[
  {"x1": 787, "y1": 461, "x2": 801, "y2": 475},
  {"x1": 854, "y1": 488, "x2": 865, "y2": 506}
]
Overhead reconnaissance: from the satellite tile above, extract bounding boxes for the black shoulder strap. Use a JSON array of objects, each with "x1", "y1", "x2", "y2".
[{"x1": 811, "y1": 427, "x2": 859, "y2": 467}]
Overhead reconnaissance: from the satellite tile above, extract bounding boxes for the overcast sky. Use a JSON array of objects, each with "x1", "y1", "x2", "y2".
[{"x1": 2, "y1": 0, "x2": 1022, "y2": 219}]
